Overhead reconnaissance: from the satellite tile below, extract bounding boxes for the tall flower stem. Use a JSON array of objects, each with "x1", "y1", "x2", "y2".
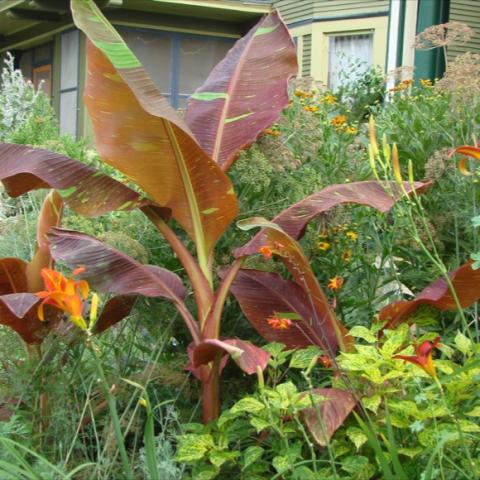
[{"x1": 88, "y1": 340, "x2": 133, "y2": 480}]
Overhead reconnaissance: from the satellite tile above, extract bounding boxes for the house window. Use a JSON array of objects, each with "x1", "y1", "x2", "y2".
[
  {"x1": 328, "y1": 33, "x2": 373, "y2": 91},
  {"x1": 59, "y1": 30, "x2": 80, "y2": 137},
  {"x1": 178, "y1": 37, "x2": 232, "y2": 108},
  {"x1": 119, "y1": 27, "x2": 234, "y2": 109},
  {"x1": 18, "y1": 42, "x2": 53, "y2": 95},
  {"x1": 118, "y1": 28, "x2": 172, "y2": 100}
]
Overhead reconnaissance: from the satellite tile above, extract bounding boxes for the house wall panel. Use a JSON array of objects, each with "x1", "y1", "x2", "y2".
[
  {"x1": 448, "y1": 0, "x2": 480, "y2": 62},
  {"x1": 302, "y1": 34, "x2": 312, "y2": 75},
  {"x1": 273, "y1": 0, "x2": 314, "y2": 24},
  {"x1": 313, "y1": 0, "x2": 389, "y2": 18}
]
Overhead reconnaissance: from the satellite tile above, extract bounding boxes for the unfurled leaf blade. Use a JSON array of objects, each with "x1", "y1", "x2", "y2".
[
  {"x1": 301, "y1": 388, "x2": 356, "y2": 446},
  {"x1": 71, "y1": 0, "x2": 238, "y2": 270},
  {"x1": 0, "y1": 144, "x2": 148, "y2": 216},
  {"x1": 48, "y1": 228, "x2": 185, "y2": 300},
  {"x1": 0, "y1": 293, "x2": 47, "y2": 344},
  {"x1": 186, "y1": 11, "x2": 297, "y2": 170},
  {"x1": 0, "y1": 258, "x2": 28, "y2": 295},
  {"x1": 231, "y1": 269, "x2": 335, "y2": 349},
  {"x1": 236, "y1": 219, "x2": 351, "y2": 354},
  {"x1": 0, "y1": 293, "x2": 38, "y2": 319},
  {"x1": 235, "y1": 181, "x2": 430, "y2": 257},
  {"x1": 379, "y1": 261, "x2": 480, "y2": 329},
  {"x1": 94, "y1": 296, "x2": 136, "y2": 334}
]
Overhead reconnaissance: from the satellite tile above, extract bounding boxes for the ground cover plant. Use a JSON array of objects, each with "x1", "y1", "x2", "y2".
[{"x1": 0, "y1": 2, "x2": 479, "y2": 478}]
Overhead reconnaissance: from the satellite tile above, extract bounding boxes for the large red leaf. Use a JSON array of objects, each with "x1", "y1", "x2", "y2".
[
  {"x1": 94, "y1": 296, "x2": 136, "y2": 334},
  {"x1": 231, "y1": 269, "x2": 337, "y2": 349},
  {"x1": 379, "y1": 261, "x2": 480, "y2": 330},
  {"x1": 192, "y1": 338, "x2": 270, "y2": 375},
  {"x1": 0, "y1": 144, "x2": 148, "y2": 216},
  {"x1": 71, "y1": 1, "x2": 238, "y2": 273},
  {"x1": 48, "y1": 228, "x2": 199, "y2": 342},
  {"x1": 48, "y1": 228, "x2": 185, "y2": 299},
  {"x1": 0, "y1": 293, "x2": 47, "y2": 344},
  {"x1": 0, "y1": 293, "x2": 38, "y2": 319},
  {"x1": 235, "y1": 181, "x2": 430, "y2": 257},
  {"x1": 301, "y1": 388, "x2": 356, "y2": 447},
  {"x1": 237, "y1": 219, "x2": 351, "y2": 354},
  {"x1": 185, "y1": 11, "x2": 297, "y2": 171},
  {"x1": 0, "y1": 258, "x2": 28, "y2": 295}
]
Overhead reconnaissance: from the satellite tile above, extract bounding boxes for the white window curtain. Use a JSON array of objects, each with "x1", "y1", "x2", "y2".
[{"x1": 328, "y1": 34, "x2": 373, "y2": 91}]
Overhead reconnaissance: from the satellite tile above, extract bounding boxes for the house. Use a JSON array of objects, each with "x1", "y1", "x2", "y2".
[
  {"x1": 0, "y1": 0, "x2": 270, "y2": 138},
  {"x1": 1, "y1": 0, "x2": 479, "y2": 139},
  {"x1": 280, "y1": 0, "x2": 480, "y2": 89}
]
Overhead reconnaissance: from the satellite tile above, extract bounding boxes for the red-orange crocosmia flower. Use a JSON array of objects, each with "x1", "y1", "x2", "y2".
[
  {"x1": 393, "y1": 337, "x2": 441, "y2": 378},
  {"x1": 259, "y1": 245, "x2": 273, "y2": 260},
  {"x1": 267, "y1": 315, "x2": 292, "y2": 330},
  {"x1": 35, "y1": 267, "x2": 89, "y2": 326}
]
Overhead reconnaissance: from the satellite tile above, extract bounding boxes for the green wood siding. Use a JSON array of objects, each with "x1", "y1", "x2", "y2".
[
  {"x1": 313, "y1": 0, "x2": 389, "y2": 18},
  {"x1": 273, "y1": 0, "x2": 314, "y2": 24},
  {"x1": 302, "y1": 34, "x2": 312, "y2": 75},
  {"x1": 274, "y1": 0, "x2": 389, "y2": 25},
  {"x1": 448, "y1": 0, "x2": 480, "y2": 62}
]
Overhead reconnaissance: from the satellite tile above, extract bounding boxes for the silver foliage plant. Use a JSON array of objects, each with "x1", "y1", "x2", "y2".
[{"x1": 0, "y1": 52, "x2": 44, "y2": 139}]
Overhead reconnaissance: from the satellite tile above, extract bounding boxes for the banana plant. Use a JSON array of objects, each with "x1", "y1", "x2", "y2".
[
  {"x1": 0, "y1": 0, "x2": 435, "y2": 426},
  {"x1": 0, "y1": 0, "x2": 297, "y2": 422}
]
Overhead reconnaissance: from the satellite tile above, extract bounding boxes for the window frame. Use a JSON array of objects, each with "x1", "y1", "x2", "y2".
[
  {"x1": 307, "y1": 16, "x2": 388, "y2": 85},
  {"x1": 116, "y1": 26, "x2": 236, "y2": 109},
  {"x1": 58, "y1": 29, "x2": 81, "y2": 138},
  {"x1": 327, "y1": 31, "x2": 374, "y2": 90}
]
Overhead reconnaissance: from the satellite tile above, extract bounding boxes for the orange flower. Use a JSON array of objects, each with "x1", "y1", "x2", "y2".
[
  {"x1": 263, "y1": 128, "x2": 281, "y2": 137},
  {"x1": 267, "y1": 315, "x2": 292, "y2": 330},
  {"x1": 35, "y1": 267, "x2": 89, "y2": 329},
  {"x1": 331, "y1": 115, "x2": 347, "y2": 127},
  {"x1": 341, "y1": 250, "x2": 352, "y2": 262},
  {"x1": 259, "y1": 245, "x2": 273, "y2": 260},
  {"x1": 394, "y1": 337, "x2": 440, "y2": 378},
  {"x1": 420, "y1": 78, "x2": 432, "y2": 87},
  {"x1": 327, "y1": 276, "x2": 343, "y2": 291}
]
